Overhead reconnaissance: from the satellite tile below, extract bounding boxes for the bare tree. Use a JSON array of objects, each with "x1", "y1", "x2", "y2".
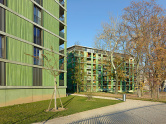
[
  {"x1": 71, "y1": 57, "x2": 86, "y2": 93},
  {"x1": 94, "y1": 16, "x2": 127, "y2": 94},
  {"x1": 144, "y1": 14, "x2": 166, "y2": 99},
  {"x1": 122, "y1": 0, "x2": 165, "y2": 98},
  {"x1": 26, "y1": 46, "x2": 65, "y2": 111}
]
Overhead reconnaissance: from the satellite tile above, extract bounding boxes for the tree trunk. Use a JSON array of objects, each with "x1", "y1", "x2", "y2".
[
  {"x1": 157, "y1": 85, "x2": 159, "y2": 100},
  {"x1": 54, "y1": 78, "x2": 57, "y2": 110},
  {"x1": 77, "y1": 83, "x2": 79, "y2": 93},
  {"x1": 141, "y1": 88, "x2": 144, "y2": 96},
  {"x1": 115, "y1": 73, "x2": 118, "y2": 94},
  {"x1": 151, "y1": 85, "x2": 153, "y2": 99},
  {"x1": 136, "y1": 62, "x2": 141, "y2": 97}
]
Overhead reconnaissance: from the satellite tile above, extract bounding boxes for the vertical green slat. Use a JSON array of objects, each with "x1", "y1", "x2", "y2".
[
  {"x1": 101, "y1": 54, "x2": 103, "y2": 91},
  {"x1": 132, "y1": 59, "x2": 134, "y2": 91},
  {"x1": 6, "y1": 0, "x2": 33, "y2": 86},
  {"x1": 84, "y1": 51, "x2": 87, "y2": 91},
  {"x1": 91, "y1": 53, "x2": 93, "y2": 92},
  {"x1": 96, "y1": 54, "x2": 98, "y2": 91}
]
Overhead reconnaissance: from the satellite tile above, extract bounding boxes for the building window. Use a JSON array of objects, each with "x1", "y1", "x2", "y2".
[
  {"x1": 34, "y1": 26, "x2": 42, "y2": 65},
  {"x1": 0, "y1": 35, "x2": 5, "y2": 58},
  {"x1": 34, "y1": 5, "x2": 41, "y2": 25},
  {"x1": 33, "y1": 67, "x2": 42, "y2": 86},
  {"x1": 34, "y1": 26, "x2": 41, "y2": 45},
  {"x1": 0, "y1": 6, "x2": 5, "y2": 32},
  {"x1": 59, "y1": 73, "x2": 64, "y2": 86},
  {"x1": 0, "y1": 0, "x2": 4, "y2": 4},
  {"x1": 34, "y1": 47, "x2": 42, "y2": 65},
  {"x1": 34, "y1": 0, "x2": 42, "y2": 6},
  {"x1": 0, "y1": 61, "x2": 6, "y2": 86}
]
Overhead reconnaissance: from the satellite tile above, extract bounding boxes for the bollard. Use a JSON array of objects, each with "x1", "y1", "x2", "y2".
[{"x1": 123, "y1": 94, "x2": 126, "y2": 101}]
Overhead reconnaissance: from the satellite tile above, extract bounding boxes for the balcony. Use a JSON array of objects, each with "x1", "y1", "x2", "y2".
[
  {"x1": 59, "y1": 31, "x2": 64, "y2": 38},
  {"x1": 59, "y1": 16, "x2": 64, "y2": 23},
  {"x1": 59, "y1": 0, "x2": 64, "y2": 7}
]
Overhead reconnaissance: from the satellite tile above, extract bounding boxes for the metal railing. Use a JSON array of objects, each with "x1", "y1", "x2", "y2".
[
  {"x1": 59, "y1": 0, "x2": 64, "y2": 6},
  {"x1": 59, "y1": 16, "x2": 64, "y2": 22},
  {"x1": 59, "y1": 31, "x2": 64, "y2": 38}
]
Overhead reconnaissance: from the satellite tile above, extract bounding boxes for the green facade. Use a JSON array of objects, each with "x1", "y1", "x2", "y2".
[
  {"x1": 67, "y1": 45, "x2": 135, "y2": 93},
  {"x1": 0, "y1": 0, "x2": 67, "y2": 107}
]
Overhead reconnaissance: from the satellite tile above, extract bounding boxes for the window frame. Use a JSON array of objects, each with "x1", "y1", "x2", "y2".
[
  {"x1": 0, "y1": 6, "x2": 5, "y2": 32},
  {"x1": 0, "y1": 0, "x2": 5, "y2": 5},
  {"x1": 34, "y1": 26, "x2": 42, "y2": 46},
  {"x1": 33, "y1": 67, "x2": 42, "y2": 86},
  {"x1": 34, "y1": 5, "x2": 42, "y2": 25},
  {"x1": 0, "y1": 35, "x2": 5, "y2": 59},
  {"x1": 0, "y1": 61, "x2": 6, "y2": 86},
  {"x1": 34, "y1": 46, "x2": 42, "y2": 66}
]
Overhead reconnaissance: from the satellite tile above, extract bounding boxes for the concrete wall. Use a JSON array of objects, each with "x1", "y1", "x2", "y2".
[{"x1": 0, "y1": 87, "x2": 66, "y2": 107}]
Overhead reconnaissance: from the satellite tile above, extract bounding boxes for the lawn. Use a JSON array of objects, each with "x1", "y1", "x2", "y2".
[
  {"x1": 78, "y1": 92, "x2": 166, "y2": 103},
  {"x1": 0, "y1": 95, "x2": 122, "y2": 124}
]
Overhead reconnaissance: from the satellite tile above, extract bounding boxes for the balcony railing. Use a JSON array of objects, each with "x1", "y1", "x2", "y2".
[
  {"x1": 59, "y1": 31, "x2": 64, "y2": 38},
  {"x1": 59, "y1": 16, "x2": 64, "y2": 23},
  {"x1": 59, "y1": 47, "x2": 64, "y2": 51},
  {"x1": 59, "y1": 0, "x2": 64, "y2": 6}
]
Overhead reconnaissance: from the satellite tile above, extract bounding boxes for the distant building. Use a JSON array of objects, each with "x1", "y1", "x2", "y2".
[
  {"x1": 66, "y1": 45, "x2": 136, "y2": 92},
  {"x1": 0, "y1": 0, "x2": 67, "y2": 107}
]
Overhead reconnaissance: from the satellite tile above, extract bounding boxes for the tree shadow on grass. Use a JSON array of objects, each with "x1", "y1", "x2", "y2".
[
  {"x1": 43, "y1": 96, "x2": 75, "y2": 123},
  {"x1": 63, "y1": 96, "x2": 75, "y2": 108}
]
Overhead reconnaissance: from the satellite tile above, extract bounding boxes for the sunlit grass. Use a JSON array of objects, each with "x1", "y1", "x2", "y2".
[{"x1": 0, "y1": 95, "x2": 122, "y2": 124}]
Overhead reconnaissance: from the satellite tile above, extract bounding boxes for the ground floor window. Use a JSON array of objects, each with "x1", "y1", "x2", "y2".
[
  {"x1": 0, "y1": 35, "x2": 5, "y2": 58},
  {"x1": 33, "y1": 67, "x2": 42, "y2": 86},
  {"x1": 59, "y1": 72, "x2": 64, "y2": 86},
  {"x1": 0, "y1": 61, "x2": 6, "y2": 86},
  {"x1": 34, "y1": 47, "x2": 42, "y2": 65}
]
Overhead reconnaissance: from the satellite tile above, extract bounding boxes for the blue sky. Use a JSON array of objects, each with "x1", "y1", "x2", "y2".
[{"x1": 67, "y1": 0, "x2": 165, "y2": 48}]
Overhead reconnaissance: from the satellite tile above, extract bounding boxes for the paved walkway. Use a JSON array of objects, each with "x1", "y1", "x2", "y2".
[{"x1": 36, "y1": 96, "x2": 166, "y2": 124}]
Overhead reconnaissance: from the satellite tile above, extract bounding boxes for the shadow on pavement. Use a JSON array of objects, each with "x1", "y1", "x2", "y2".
[{"x1": 68, "y1": 103, "x2": 165, "y2": 124}]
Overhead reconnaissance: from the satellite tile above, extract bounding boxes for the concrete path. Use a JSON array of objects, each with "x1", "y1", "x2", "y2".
[
  {"x1": 70, "y1": 94, "x2": 122, "y2": 100},
  {"x1": 36, "y1": 96, "x2": 166, "y2": 124}
]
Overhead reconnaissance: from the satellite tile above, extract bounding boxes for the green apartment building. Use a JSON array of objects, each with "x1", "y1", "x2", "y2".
[
  {"x1": 67, "y1": 45, "x2": 136, "y2": 93},
  {"x1": 0, "y1": 0, "x2": 67, "y2": 107}
]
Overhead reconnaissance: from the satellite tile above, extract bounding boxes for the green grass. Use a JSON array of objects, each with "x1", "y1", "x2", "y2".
[
  {"x1": 128, "y1": 97, "x2": 166, "y2": 103},
  {"x1": 0, "y1": 96, "x2": 122, "y2": 124}
]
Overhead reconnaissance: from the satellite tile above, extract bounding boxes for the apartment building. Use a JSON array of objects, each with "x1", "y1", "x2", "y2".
[
  {"x1": 67, "y1": 45, "x2": 136, "y2": 92},
  {"x1": 0, "y1": 0, "x2": 67, "y2": 107}
]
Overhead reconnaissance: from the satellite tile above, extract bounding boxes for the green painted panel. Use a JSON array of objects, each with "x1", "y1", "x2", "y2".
[
  {"x1": 42, "y1": 69, "x2": 54, "y2": 86},
  {"x1": 6, "y1": 11, "x2": 33, "y2": 43},
  {"x1": 7, "y1": 0, "x2": 33, "y2": 21},
  {"x1": 4, "y1": 89, "x2": 33, "y2": 103},
  {"x1": 43, "y1": 31, "x2": 59, "y2": 51},
  {"x1": 0, "y1": 88, "x2": 66, "y2": 106},
  {"x1": 7, "y1": 38, "x2": 33, "y2": 64},
  {"x1": 43, "y1": 11, "x2": 59, "y2": 35},
  {"x1": 0, "y1": 90, "x2": 6, "y2": 104},
  {"x1": 57, "y1": 88, "x2": 66, "y2": 96},
  {"x1": 6, "y1": 63, "x2": 33, "y2": 86},
  {"x1": 43, "y1": 0, "x2": 59, "y2": 19},
  {"x1": 42, "y1": 49, "x2": 59, "y2": 86}
]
